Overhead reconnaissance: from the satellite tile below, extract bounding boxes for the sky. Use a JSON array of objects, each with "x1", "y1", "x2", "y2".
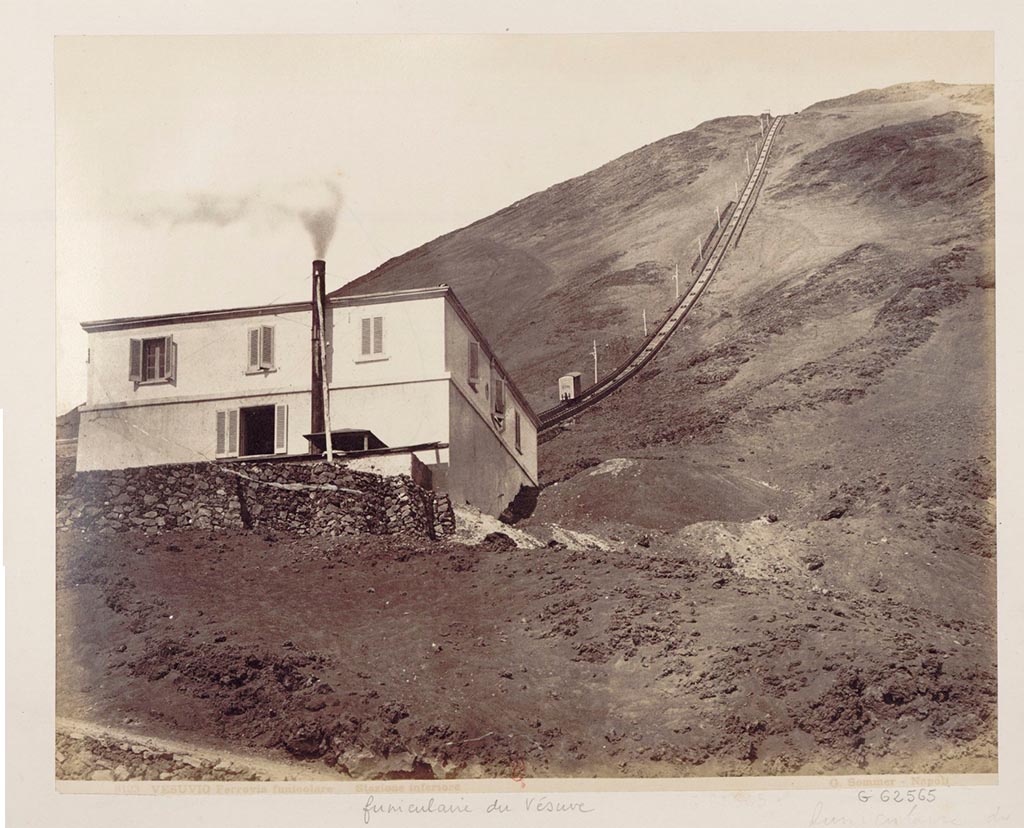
[{"x1": 55, "y1": 32, "x2": 994, "y2": 413}]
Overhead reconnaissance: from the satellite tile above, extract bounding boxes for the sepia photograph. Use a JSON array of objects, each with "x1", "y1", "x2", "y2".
[{"x1": 51, "y1": 31, "x2": 996, "y2": 787}]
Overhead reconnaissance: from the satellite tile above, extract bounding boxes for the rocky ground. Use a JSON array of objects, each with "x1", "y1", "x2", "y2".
[
  {"x1": 57, "y1": 515, "x2": 995, "y2": 779},
  {"x1": 57, "y1": 728, "x2": 266, "y2": 782}
]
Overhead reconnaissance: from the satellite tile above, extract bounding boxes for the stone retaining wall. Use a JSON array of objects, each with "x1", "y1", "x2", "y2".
[{"x1": 56, "y1": 460, "x2": 455, "y2": 539}]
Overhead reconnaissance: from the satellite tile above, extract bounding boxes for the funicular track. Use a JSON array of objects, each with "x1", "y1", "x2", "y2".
[{"x1": 537, "y1": 115, "x2": 785, "y2": 433}]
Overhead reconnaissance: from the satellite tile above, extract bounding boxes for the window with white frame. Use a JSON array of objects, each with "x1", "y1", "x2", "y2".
[
  {"x1": 247, "y1": 325, "x2": 276, "y2": 372},
  {"x1": 359, "y1": 316, "x2": 385, "y2": 359},
  {"x1": 468, "y1": 340, "x2": 480, "y2": 386},
  {"x1": 129, "y1": 335, "x2": 176, "y2": 384},
  {"x1": 492, "y1": 375, "x2": 506, "y2": 430}
]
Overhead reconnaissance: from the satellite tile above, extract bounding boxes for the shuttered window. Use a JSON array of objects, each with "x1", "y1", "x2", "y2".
[
  {"x1": 360, "y1": 316, "x2": 385, "y2": 357},
  {"x1": 468, "y1": 341, "x2": 480, "y2": 382},
  {"x1": 373, "y1": 316, "x2": 383, "y2": 354},
  {"x1": 261, "y1": 325, "x2": 274, "y2": 369},
  {"x1": 248, "y1": 328, "x2": 260, "y2": 371},
  {"x1": 493, "y1": 377, "x2": 506, "y2": 414},
  {"x1": 361, "y1": 318, "x2": 372, "y2": 355},
  {"x1": 130, "y1": 335, "x2": 175, "y2": 383},
  {"x1": 215, "y1": 409, "x2": 240, "y2": 458},
  {"x1": 515, "y1": 410, "x2": 522, "y2": 453},
  {"x1": 247, "y1": 325, "x2": 275, "y2": 371},
  {"x1": 216, "y1": 411, "x2": 227, "y2": 455},
  {"x1": 129, "y1": 339, "x2": 143, "y2": 382},
  {"x1": 163, "y1": 336, "x2": 176, "y2": 383},
  {"x1": 228, "y1": 409, "x2": 238, "y2": 456},
  {"x1": 274, "y1": 404, "x2": 288, "y2": 454}
]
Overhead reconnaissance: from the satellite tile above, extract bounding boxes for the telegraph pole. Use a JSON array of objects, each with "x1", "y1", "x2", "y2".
[
  {"x1": 674, "y1": 262, "x2": 680, "y2": 299},
  {"x1": 592, "y1": 340, "x2": 598, "y2": 384},
  {"x1": 716, "y1": 204, "x2": 721, "y2": 230},
  {"x1": 734, "y1": 180, "x2": 739, "y2": 201},
  {"x1": 642, "y1": 308, "x2": 647, "y2": 337},
  {"x1": 746, "y1": 151, "x2": 750, "y2": 176}
]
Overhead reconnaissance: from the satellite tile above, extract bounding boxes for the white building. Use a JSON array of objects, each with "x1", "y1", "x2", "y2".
[{"x1": 77, "y1": 281, "x2": 539, "y2": 516}]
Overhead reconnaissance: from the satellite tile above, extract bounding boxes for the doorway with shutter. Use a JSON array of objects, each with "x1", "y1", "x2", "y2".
[
  {"x1": 239, "y1": 405, "x2": 276, "y2": 457},
  {"x1": 215, "y1": 403, "x2": 287, "y2": 459}
]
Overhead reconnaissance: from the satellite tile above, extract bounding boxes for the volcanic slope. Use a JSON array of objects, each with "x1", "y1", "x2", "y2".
[
  {"x1": 527, "y1": 81, "x2": 996, "y2": 772},
  {"x1": 343, "y1": 81, "x2": 997, "y2": 772},
  {"x1": 333, "y1": 115, "x2": 762, "y2": 406}
]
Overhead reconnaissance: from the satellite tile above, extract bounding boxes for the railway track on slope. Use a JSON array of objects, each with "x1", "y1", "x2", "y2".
[{"x1": 537, "y1": 114, "x2": 785, "y2": 434}]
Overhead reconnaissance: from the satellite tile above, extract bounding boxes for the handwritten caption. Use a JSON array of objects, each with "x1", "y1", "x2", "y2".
[{"x1": 362, "y1": 794, "x2": 595, "y2": 824}]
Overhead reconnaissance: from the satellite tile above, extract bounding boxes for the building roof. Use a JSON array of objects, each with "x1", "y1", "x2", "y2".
[
  {"x1": 79, "y1": 285, "x2": 451, "y2": 332},
  {"x1": 79, "y1": 284, "x2": 539, "y2": 425}
]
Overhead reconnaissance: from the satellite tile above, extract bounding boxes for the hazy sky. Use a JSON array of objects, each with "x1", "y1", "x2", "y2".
[{"x1": 55, "y1": 32, "x2": 993, "y2": 412}]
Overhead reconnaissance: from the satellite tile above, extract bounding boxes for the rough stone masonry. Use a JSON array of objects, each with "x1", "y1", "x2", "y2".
[{"x1": 56, "y1": 460, "x2": 456, "y2": 539}]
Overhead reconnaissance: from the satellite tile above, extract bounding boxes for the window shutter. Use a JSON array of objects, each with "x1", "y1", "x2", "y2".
[
  {"x1": 515, "y1": 410, "x2": 522, "y2": 452},
  {"x1": 274, "y1": 404, "x2": 288, "y2": 454},
  {"x1": 373, "y1": 316, "x2": 384, "y2": 354},
  {"x1": 227, "y1": 409, "x2": 239, "y2": 456},
  {"x1": 163, "y1": 335, "x2": 176, "y2": 383},
  {"x1": 129, "y1": 338, "x2": 143, "y2": 382},
  {"x1": 361, "y1": 318, "x2": 372, "y2": 355},
  {"x1": 494, "y1": 378, "x2": 506, "y2": 414},
  {"x1": 261, "y1": 325, "x2": 275, "y2": 369},
  {"x1": 469, "y1": 341, "x2": 479, "y2": 381},
  {"x1": 247, "y1": 328, "x2": 260, "y2": 371},
  {"x1": 215, "y1": 410, "x2": 227, "y2": 456}
]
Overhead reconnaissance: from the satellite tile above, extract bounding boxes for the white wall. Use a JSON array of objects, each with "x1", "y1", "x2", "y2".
[
  {"x1": 326, "y1": 380, "x2": 450, "y2": 454},
  {"x1": 447, "y1": 384, "x2": 535, "y2": 515},
  {"x1": 343, "y1": 452, "x2": 432, "y2": 489},
  {"x1": 77, "y1": 390, "x2": 311, "y2": 471},
  {"x1": 86, "y1": 308, "x2": 313, "y2": 407},
  {"x1": 444, "y1": 301, "x2": 538, "y2": 484},
  {"x1": 80, "y1": 294, "x2": 452, "y2": 468},
  {"x1": 327, "y1": 296, "x2": 446, "y2": 387},
  {"x1": 85, "y1": 295, "x2": 447, "y2": 408}
]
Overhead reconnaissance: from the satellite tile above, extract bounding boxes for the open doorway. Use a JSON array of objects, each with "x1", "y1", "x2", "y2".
[{"x1": 239, "y1": 405, "x2": 275, "y2": 457}]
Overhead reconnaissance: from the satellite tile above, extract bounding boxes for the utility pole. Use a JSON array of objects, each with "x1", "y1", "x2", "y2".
[
  {"x1": 674, "y1": 262, "x2": 680, "y2": 299},
  {"x1": 746, "y1": 151, "x2": 750, "y2": 176},
  {"x1": 734, "y1": 180, "x2": 739, "y2": 201},
  {"x1": 642, "y1": 308, "x2": 648, "y2": 337},
  {"x1": 592, "y1": 339, "x2": 598, "y2": 384},
  {"x1": 716, "y1": 204, "x2": 721, "y2": 230}
]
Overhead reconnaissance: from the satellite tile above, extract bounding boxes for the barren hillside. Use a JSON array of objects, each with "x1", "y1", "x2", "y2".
[{"x1": 333, "y1": 116, "x2": 762, "y2": 406}]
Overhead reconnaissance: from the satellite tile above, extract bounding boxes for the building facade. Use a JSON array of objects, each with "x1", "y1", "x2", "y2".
[{"x1": 77, "y1": 285, "x2": 538, "y2": 516}]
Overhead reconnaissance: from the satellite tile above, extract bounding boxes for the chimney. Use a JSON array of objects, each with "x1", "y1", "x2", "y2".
[{"x1": 310, "y1": 260, "x2": 327, "y2": 449}]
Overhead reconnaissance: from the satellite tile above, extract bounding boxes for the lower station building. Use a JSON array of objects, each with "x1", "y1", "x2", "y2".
[{"x1": 76, "y1": 265, "x2": 538, "y2": 517}]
